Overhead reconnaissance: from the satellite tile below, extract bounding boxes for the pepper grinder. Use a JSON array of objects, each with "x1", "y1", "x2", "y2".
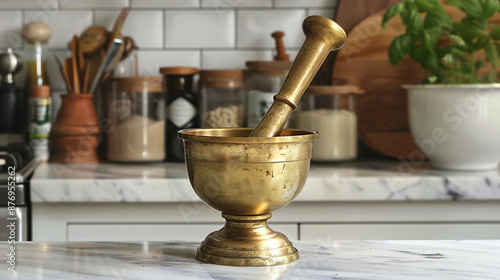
[{"x1": 0, "y1": 48, "x2": 24, "y2": 133}]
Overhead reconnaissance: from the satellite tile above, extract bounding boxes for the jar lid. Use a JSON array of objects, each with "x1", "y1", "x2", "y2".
[
  {"x1": 200, "y1": 69, "x2": 244, "y2": 88},
  {"x1": 159, "y1": 66, "x2": 199, "y2": 76},
  {"x1": 105, "y1": 76, "x2": 163, "y2": 92},
  {"x1": 246, "y1": 60, "x2": 292, "y2": 76},
  {"x1": 31, "y1": 85, "x2": 50, "y2": 98},
  {"x1": 305, "y1": 85, "x2": 364, "y2": 95}
]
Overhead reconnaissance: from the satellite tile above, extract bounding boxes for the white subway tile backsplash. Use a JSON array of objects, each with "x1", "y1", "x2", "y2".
[
  {"x1": 165, "y1": 10, "x2": 235, "y2": 48},
  {"x1": 95, "y1": 10, "x2": 163, "y2": 49},
  {"x1": 275, "y1": 0, "x2": 337, "y2": 8},
  {"x1": 202, "y1": 50, "x2": 272, "y2": 69},
  {"x1": 0, "y1": 0, "x2": 334, "y2": 99},
  {"x1": 24, "y1": 10, "x2": 92, "y2": 49},
  {"x1": 131, "y1": 0, "x2": 199, "y2": 8},
  {"x1": 0, "y1": 0, "x2": 58, "y2": 9},
  {"x1": 201, "y1": 0, "x2": 272, "y2": 8},
  {"x1": 60, "y1": 0, "x2": 128, "y2": 9},
  {"x1": 137, "y1": 50, "x2": 200, "y2": 76},
  {"x1": 0, "y1": 11, "x2": 22, "y2": 48},
  {"x1": 308, "y1": 9, "x2": 335, "y2": 18},
  {"x1": 237, "y1": 10, "x2": 306, "y2": 48}
]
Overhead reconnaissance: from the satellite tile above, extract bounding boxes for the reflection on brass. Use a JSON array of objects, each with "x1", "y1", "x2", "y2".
[
  {"x1": 178, "y1": 128, "x2": 318, "y2": 266},
  {"x1": 250, "y1": 16, "x2": 347, "y2": 137}
]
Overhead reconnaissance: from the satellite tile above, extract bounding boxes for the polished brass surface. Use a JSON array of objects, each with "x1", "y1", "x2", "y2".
[
  {"x1": 250, "y1": 15, "x2": 346, "y2": 137},
  {"x1": 178, "y1": 128, "x2": 318, "y2": 266}
]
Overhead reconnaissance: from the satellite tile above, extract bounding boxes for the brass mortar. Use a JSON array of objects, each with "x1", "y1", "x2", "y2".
[{"x1": 178, "y1": 128, "x2": 318, "y2": 266}]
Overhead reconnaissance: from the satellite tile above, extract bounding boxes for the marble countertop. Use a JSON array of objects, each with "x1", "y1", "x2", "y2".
[
  {"x1": 3, "y1": 240, "x2": 500, "y2": 279},
  {"x1": 30, "y1": 161, "x2": 500, "y2": 203}
]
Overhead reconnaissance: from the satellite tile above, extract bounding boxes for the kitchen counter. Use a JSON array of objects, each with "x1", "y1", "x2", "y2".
[
  {"x1": 31, "y1": 161, "x2": 500, "y2": 203},
  {"x1": 3, "y1": 240, "x2": 500, "y2": 279}
]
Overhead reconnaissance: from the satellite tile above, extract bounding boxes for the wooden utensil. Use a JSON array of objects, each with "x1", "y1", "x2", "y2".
[
  {"x1": 80, "y1": 25, "x2": 108, "y2": 56},
  {"x1": 54, "y1": 54, "x2": 73, "y2": 93},
  {"x1": 64, "y1": 58, "x2": 74, "y2": 94},
  {"x1": 108, "y1": 7, "x2": 130, "y2": 49},
  {"x1": 70, "y1": 36, "x2": 80, "y2": 94}
]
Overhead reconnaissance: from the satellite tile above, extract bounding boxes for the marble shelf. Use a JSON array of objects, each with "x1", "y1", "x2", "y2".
[
  {"x1": 3, "y1": 240, "x2": 500, "y2": 279},
  {"x1": 30, "y1": 161, "x2": 500, "y2": 203}
]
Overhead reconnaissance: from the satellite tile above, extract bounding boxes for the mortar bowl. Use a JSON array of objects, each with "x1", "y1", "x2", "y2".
[{"x1": 178, "y1": 128, "x2": 318, "y2": 266}]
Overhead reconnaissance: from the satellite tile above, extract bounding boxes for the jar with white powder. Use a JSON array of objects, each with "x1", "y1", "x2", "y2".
[
  {"x1": 106, "y1": 76, "x2": 165, "y2": 162},
  {"x1": 245, "y1": 60, "x2": 292, "y2": 128},
  {"x1": 199, "y1": 70, "x2": 245, "y2": 128},
  {"x1": 297, "y1": 85, "x2": 364, "y2": 162}
]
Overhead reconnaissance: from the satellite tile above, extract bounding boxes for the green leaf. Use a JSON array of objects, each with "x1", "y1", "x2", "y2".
[
  {"x1": 388, "y1": 34, "x2": 412, "y2": 65},
  {"x1": 485, "y1": 41, "x2": 499, "y2": 70},
  {"x1": 446, "y1": 0, "x2": 499, "y2": 19},
  {"x1": 424, "y1": 9, "x2": 452, "y2": 28},
  {"x1": 382, "y1": 2, "x2": 405, "y2": 28},
  {"x1": 471, "y1": 35, "x2": 490, "y2": 51},
  {"x1": 402, "y1": 7, "x2": 424, "y2": 36},
  {"x1": 478, "y1": 0, "x2": 500, "y2": 19},
  {"x1": 491, "y1": 25, "x2": 500, "y2": 41},
  {"x1": 410, "y1": 44, "x2": 428, "y2": 62},
  {"x1": 452, "y1": 20, "x2": 484, "y2": 41},
  {"x1": 423, "y1": 27, "x2": 442, "y2": 51},
  {"x1": 414, "y1": 0, "x2": 441, "y2": 12},
  {"x1": 422, "y1": 54, "x2": 441, "y2": 76}
]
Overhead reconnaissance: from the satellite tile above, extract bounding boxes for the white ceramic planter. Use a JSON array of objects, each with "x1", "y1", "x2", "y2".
[{"x1": 404, "y1": 84, "x2": 500, "y2": 171}]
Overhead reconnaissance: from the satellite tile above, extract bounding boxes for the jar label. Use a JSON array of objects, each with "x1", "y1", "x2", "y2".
[
  {"x1": 168, "y1": 97, "x2": 197, "y2": 128},
  {"x1": 246, "y1": 90, "x2": 275, "y2": 127}
]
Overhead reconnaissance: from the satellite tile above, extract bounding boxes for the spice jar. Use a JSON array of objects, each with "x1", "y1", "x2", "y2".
[
  {"x1": 296, "y1": 85, "x2": 364, "y2": 162},
  {"x1": 245, "y1": 60, "x2": 292, "y2": 128},
  {"x1": 106, "y1": 76, "x2": 165, "y2": 162},
  {"x1": 160, "y1": 67, "x2": 199, "y2": 162},
  {"x1": 199, "y1": 70, "x2": 245, "y2": 128}
]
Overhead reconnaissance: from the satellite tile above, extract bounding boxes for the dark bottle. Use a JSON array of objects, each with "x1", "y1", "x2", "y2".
[
  {"x1": 160, "y1": 67, "x2": 199, "y2": 161},
  {"x1": 0, "y1": 48, "x2": 24, "y2": 133}
]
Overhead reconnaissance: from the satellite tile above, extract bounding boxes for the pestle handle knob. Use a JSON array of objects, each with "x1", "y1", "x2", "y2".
[
  {"x1": 250, "y1": 16, "x2": 346, "y2": 137},
  {"x1": 271, "y1": 31, "x2": 289, "y2": 61}
]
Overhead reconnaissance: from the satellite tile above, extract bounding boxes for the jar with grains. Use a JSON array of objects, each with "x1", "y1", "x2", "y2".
[
  {"x1": 245, "y1": 60, "x2": 292, "y2": 128},
  {"x1": 159, "y1": 67, "x2": 199, "y2": 162},
  {"x1": 296, "y1": 85, "x2": 364, "y2": 162},
  {"x1": 106, "y1": 76, "x2": 165, "y2": 162},
  {"x1": 199, "y1": 70, "x2": 245, "y2": 128}
]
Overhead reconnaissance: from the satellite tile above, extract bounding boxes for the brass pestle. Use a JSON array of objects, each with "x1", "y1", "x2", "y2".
[{"x1": 250, "y1": 16, "x2": 347, "y2": 137}]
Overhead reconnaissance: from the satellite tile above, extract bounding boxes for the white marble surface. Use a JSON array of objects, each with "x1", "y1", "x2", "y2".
[
  {"x1": 2, "y1": 240, "x2": 500, "y2": 279},
  {"x1": 30, "y1": 161, "x2": 500, "y2": 203}
]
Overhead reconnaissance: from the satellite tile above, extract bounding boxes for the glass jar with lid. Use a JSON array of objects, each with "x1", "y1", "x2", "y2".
[
  {"x1": 199, "y1": 70, "x2": 245, "y2": 128},
  {"x1": 245, "y1": 60, "x2": 292, "y2": 128},
  {"x1": 105, "y1": 76, "x2": 165, "y2": 162},
  {"x1": 159, "y1": 67, "x2": 199, "y2": 162},
  {"x1": 296, "y1": 85, "x2": 364, "y2": 162}
]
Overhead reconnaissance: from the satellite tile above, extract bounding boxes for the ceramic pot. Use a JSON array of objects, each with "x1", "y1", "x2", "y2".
[
  {"x1": 50, "y1": 94, "x2": 100, "y2": 164},
  {"x1": 405, "y1": 84, "x2": 500, "y2": 171}
]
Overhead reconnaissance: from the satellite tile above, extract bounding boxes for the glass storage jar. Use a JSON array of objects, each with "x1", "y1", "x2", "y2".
[
  {"x1": 106, "y1": 76, "x2": 165, "y2": 162},
  {"x1": 159, "y1": 67, "x2": 199, "y2": 162},
  {"x1": 245, "y1": 60, "x2": 292, "y2": 128},
  {"x1": 199, "y1": 70, "x2": 245, "y2": 128},
  {"x1": 296, "y1": 85, "x2": 364, "y2": 162}
]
